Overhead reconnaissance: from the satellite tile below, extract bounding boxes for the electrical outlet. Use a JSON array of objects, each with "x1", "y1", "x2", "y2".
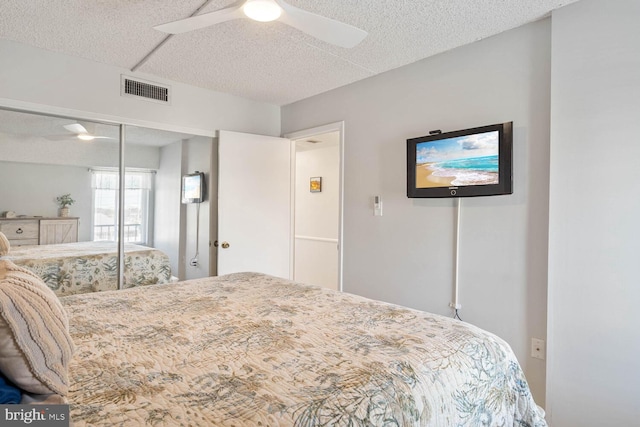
[{"x1": 531, "y1": 338, "x2": 545, "y2": 360}]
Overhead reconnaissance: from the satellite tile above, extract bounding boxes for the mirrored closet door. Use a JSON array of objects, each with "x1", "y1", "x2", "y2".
[{"x1": 0, "y1": 108, "x2": 216, "y2": 294}]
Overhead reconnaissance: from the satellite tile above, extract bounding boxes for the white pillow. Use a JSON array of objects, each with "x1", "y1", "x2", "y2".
[
  {"x1": 0, "y1": 260, "x2": 74, "y2": 395},
  {"x1": 0, "y1": 232, "x2": 9, "y2": 256}
]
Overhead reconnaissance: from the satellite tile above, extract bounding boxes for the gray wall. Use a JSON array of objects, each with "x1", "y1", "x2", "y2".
[
  {"x1": 547, "y1": 0, "x2": 640, "y2": 425},
  {"x1": 154, "y1": 141, "x2": 183, "y2": 277},
  {"x1": 184, "y1": 136, "x2": 214, "y2": 280},
  {"x1": 154, "y1": 137, "x2": 216, "y2": 281},
  {"x1": 282, "y1": 19, "x2": 551, "y2": 404}
]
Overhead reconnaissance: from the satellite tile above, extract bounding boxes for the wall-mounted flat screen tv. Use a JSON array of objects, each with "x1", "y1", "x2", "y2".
[
  {"x1": 407, "y1": 122, "x2": 513, "y2": 198},
  {"x1": 182, "y1": 172, "x2": 206, "y2": 203}
]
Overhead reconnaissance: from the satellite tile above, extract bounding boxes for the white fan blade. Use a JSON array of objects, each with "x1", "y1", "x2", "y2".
[
  {"x1": 276, "y1": 0, "x2": 367, "y2": 48},
  {"x1": 154, "y1": 0, "x2": 246, "y2": 34},
  {"x1": 64, "y1": 123, "x2": 88, "y2": 134}
]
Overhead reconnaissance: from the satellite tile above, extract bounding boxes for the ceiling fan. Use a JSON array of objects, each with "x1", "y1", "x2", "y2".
[
  {"x1": 63, "y1": 123, "x2": 113, "y2": 141},
  {"x1": 154, "y1": 0, "x2": 368, "y2": 49}
]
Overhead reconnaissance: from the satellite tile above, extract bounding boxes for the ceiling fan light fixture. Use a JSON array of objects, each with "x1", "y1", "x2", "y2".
[
  {"x1": 77, "y1": 134, "x2": 95, "y2": 141},
  {"x1": 243, "y1": 0, "x2": 282, "y2": 22}
]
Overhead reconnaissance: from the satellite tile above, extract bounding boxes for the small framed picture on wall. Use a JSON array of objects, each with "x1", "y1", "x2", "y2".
[{"x1": 310, "y1": 177, "x2": 322, "y2": 193}]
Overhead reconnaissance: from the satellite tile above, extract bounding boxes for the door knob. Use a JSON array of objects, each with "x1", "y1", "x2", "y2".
[{"x1": 221, "y1": 242, "x2": 230, "y2": 249}]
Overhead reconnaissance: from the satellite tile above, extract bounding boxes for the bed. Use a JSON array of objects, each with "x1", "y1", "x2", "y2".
[
  {"x1": 4, "y1": 241, "x2": 173, "y2": 296},
  {"x1": 57, "y1": 272, "x2": 547, "y2": 426}
]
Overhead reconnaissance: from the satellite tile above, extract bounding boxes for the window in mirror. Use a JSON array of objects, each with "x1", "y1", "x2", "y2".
[{"x1": 92, "y1": 169, "x2": 153, "y2": 245}]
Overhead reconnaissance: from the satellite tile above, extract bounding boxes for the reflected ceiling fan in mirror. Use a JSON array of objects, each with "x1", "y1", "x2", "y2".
[
  {"x1": 154, "y1": 0, "x2": 368, "y2": 48},
  {"x1": 63, "y1": 123, "x2": 113, "y2": 141}
]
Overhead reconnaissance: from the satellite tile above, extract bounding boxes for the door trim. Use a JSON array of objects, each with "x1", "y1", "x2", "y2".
[{"x1": 285, "y1": 121, "x2": 345, "y2": 291}]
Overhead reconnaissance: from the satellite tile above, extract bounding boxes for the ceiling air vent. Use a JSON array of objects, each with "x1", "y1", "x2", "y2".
[{"x1": 121, "y1": 75, "x2": 170, "y2": 104}]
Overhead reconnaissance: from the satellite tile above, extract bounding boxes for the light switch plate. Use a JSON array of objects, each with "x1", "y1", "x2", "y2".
[{"x1": 373, "y1": 195, "x2": 383, "y2": 216}]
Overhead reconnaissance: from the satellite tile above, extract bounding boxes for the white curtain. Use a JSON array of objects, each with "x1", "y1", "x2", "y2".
[{"x1": 91, "y1": 169, "x2": 153, "y2": 189}]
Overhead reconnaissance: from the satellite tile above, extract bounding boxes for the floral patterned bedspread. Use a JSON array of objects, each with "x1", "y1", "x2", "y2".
[
  {"x1": 60, "y1": 272, "x2": 547, "y2": 427},
  {"x1": 5, "y1": 241, "x2": 172, "y2": 296}
]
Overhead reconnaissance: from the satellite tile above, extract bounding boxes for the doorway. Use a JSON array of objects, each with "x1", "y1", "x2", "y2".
[{"x1": 287, "y1": 123, "x2": 344, "y2": 291}]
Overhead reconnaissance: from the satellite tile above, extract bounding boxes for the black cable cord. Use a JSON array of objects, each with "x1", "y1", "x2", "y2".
[{"x1": 454, "y1": 309, "x2": 463, "y2": 321}]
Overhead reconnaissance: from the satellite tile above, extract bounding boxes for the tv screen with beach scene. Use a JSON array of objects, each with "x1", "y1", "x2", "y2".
[{"x1": 407, "y1": 122, "x2": 512, "y2": 198}]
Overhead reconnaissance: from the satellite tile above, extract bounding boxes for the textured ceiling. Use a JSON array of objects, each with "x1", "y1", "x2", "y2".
[{"x1": 0, "y1": 0, "x2": 578, "y2": 106}]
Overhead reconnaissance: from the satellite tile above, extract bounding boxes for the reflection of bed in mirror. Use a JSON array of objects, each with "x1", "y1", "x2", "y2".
[{"x1": 4, "y1": 241, "x2": 173, "y2": 296}]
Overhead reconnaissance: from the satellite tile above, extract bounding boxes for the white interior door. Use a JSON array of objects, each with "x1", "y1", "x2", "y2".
[{"x1": 217, "y1": 130, "x2": 291, "y2": 278}]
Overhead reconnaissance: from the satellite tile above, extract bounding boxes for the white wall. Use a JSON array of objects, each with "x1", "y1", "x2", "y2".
[
  {"x1": 0, "y1": 39, "x2": 280, "y2": 138},
  {"x1": 294, "y1": 143, "x2": 340, "y2": 289},
  {"x1": 547, "y1": 0, "x2": 640, "y2": 425},
  {"x1": 282, "y1": 20, "x2": 551, "y2": 404},
  {"x1": 0, "y1": 161, "x2": 93, "y2": 240}
]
